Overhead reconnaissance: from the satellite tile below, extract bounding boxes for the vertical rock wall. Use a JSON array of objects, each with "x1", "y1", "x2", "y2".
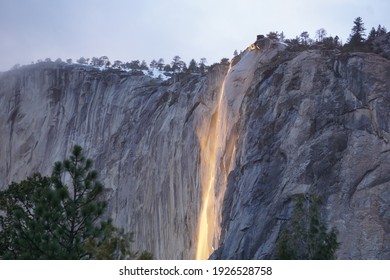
[
  {"x1": 216, "y1": 50, "x2": 390, "y2": 259},
  {"x1": 0, "y1": 63, "x2": 226, "y2": 259},
  {"x1": 1, "y1": 45, "x2": 390, "y2": 260}
]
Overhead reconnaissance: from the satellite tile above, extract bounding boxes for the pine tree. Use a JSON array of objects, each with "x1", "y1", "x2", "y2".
[
  {"x1": 180, "y1": 61, "x2": 187, "y2": 73},
  {"x1": 90, "y1": 57, "x2": 99, "y2": 66},
  {"x1": 367, "y1": 27, "x2": 377, "y2": 42},
  {"x1": 266, "y1": 31, "x2": 279, "y2": 40},
  {"x1": 334, "y1": 35, "x2": 341, "y2": 47},
  {"x1": 149, "y1": 59, "x2": 157, "y2": 71},
  {"x1": 276, "y1": 194, "x2": 339, "y2": 260},
  {"x1": 300, "y1": 31, "x2": 310, "y2": 45},
  {"x1": 0, "y1": 145, "x2": 149, "y2": 259},
  {"x1": 347, "y1": 17, "x2": 366, "y2": 49},
  {"x1": 171, "y1": 56, "x2": 183, "y2": 72},
  {"x1": 77, "y1": 57, "x2": 88, "y2": 64},
  {"x1": 0, "y1": 174, "x2": 57, "y2": 259},
  {"x1": 99, "y1": 56, "x2": 110, "y2": 67},
  {"x1": 127, "y1": 60, "x2": 140, "y2": 70},
  {"x1": 50, "y1": 145, "x2": 108, "y2": 259},
  {"x1": 199, "y1": 58, "x2": 207, "y2": 74},
  {"x1": 376, "y1": 24, "x2": 387, "y2": 36},
  {"x1": 285, "y1": 37, "x2": 303, "y2": 51},
  {"x1": 140, "y1": 60, "x2": 149, "y2": 70},
  {"x1": 112, "y1": 60, "x2": 123, "y2": 69},
  {"x1": 157, "y1": 58, "x2": 165, "y2": 71},
  {"x1": 220, "y1": 58, "x2": 230, "y2": 65},
  {"x1": 188, "y1": 59, "x2": 198, "y2": 73},
  {"x1": 163, "y1": 64, "x2": 172, "y2": 72}
]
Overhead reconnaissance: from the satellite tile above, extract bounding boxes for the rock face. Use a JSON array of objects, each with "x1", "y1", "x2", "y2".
[
  {"x1": 0, "y1": 63, "x2": 227, "y2": 259},
  {"x1": 216, "y1": 49, "x2": 390, "y2": 259},
  {"x1": 196, "y1": 40, "x2": 286, "y2": 259},
  {"x1": 1, "y1": 43, "x2": 390, "y2": 259}
]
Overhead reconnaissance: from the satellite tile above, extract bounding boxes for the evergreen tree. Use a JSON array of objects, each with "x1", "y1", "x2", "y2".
[
  {"x1": 112, "y1": 60, "x2": 123, "y2": 69},
  {"x1": 127, "y1": 60, "x2": 141, "y2": 70},
  {"x1": 276, "y1": 194, "x2": 339, "y2": 260},
  {"x1": 98, "y1": 56, "x2": 110, "y2": 67},
  {"x1": 266, "y1": 31, "x2": 279, "y2": 40},
  {"x1": 334, "y1": 35, "x2": 341, "y2": 47},
  {"x1": 285, "y1": 37, "x2": 303, "y2": 51},
  {"x1": 220, "y1": 58, "x2": 230, "y2": 65},
  {"x1": 50, "y1": 145, "x2": 107, "y2": 259},
  {"x1": 83, "y1": 222, "x2": 153, "y2": 259},
  {"x1": 199, "y1": 58, "x2": 207, "y2": 74},
  {"x1": 376, "y1": 24, "x2": 387, "y2": 36},
  {"x1": 149, "y1": 59, "x2": 157, "y2": 71},
  {"x1": 140, "y1": 60, "x2": 149, "y2": 70},
  {"x1": 181, "y1": 62, "x2": 187, "y2": 73},
  {"x1": 157, "y1": 58, "x2": 165, "y2": 71},
  {"x1": 321, "y1": 36, "x2": 341, "y2": 49},
  {"x1": 367, "y1": 27, "x2": 377, "y2": 42},
  {"x1": 0, "y1": 145, "x2": 149, "y2": 259},
  {"x1": 188, "y1": 59, "x2": 198, "y2": 73},
  {"x1": 163, "y1": 64, "x2": 172, "y2": 72},
  {"x1": 347, "y1": 17, "x2": 366, "y2": 49},
  {"x1": 171, "y1": 56, "x2": 184, "y2": 72},
  {"x1": 300, "y1": 31, "x2": 310, "y2": 45},
  {"x1": 0, "y1": 174, "x2": 56, "y2": 259},
  {"x1": 77, "y1": 57, "x2": 88, "y2": 64},
  {"x1": 90, "y1": 57, "x2": 99, "y2": 66}
]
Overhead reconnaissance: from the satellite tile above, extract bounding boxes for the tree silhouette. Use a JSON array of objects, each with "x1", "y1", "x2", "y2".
[
  {"x1": 300, "y1": 31, "x2": 310, "y2": 45},
  {"x1": 316, "y1": 28, "x2": 327, "y2": 42},
  {"x1": 347, "y1": 17, "x2": 366, "y2": 50},
  {"x1": 188, "y1": 59, "x2": 198, "y2": 73},
  {"x1": 0, "y1": 145, "x2": 151, "y2": 259},
  {"x1": 276, "y1": 194, "x2": 339, "y2": 260}
]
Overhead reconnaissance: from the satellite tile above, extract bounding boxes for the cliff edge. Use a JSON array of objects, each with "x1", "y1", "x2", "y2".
[{"x1": 1, "y1": 43, "x2": 390, "y2": 259}]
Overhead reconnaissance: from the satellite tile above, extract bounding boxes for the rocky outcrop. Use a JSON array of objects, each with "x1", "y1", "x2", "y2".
[
  {"x1": 1, "y1": 42, "x2": 390, "y2": 260},
  {"x1": 215, "y1": 49, "x2": 390, "y2": 259},
  {"x1": 0, "y1": 63, "x2": 228, "y2": 259}
]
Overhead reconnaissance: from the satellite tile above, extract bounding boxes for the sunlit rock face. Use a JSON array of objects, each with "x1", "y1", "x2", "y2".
[
  {"x1": 1, "y1": 40, "x2": 390, "y2": 260},
  {"x1": 196, "y1": 40, "x2": 287, "y2": 259},
  {"x1": 0, "y1": 63, "x2": 227, "y2": 259}
]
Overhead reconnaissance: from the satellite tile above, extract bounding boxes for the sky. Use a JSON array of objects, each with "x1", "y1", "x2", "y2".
[{"x1": 0, "y1": 0, "x2": 389, "y2": 71}]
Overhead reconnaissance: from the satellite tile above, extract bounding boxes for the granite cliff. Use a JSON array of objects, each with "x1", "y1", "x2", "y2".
[
  {"x1": 0, "y1": 63, "x2": 215, "y2": 259},
  {"x1": 216, "y1": 40, "x2": 390, "y2": 259},
  {"x1": 1, "y1": 36, "x2": 390, "y2": 259}
]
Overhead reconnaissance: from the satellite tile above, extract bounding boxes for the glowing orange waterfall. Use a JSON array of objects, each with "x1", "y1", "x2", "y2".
[
  {"x1": 196, "y1": 65, "x2": 234, "y2": 260},
  {"x1": 194, "y1": 47, "x2": 265, "y2": 259}
]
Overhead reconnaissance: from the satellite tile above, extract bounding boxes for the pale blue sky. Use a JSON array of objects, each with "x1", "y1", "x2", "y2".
[{"x1": 0, "y1": 0, "x2": 389, "y2": 71}]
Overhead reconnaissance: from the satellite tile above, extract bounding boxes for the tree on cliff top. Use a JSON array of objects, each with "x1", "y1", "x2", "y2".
[
  {"x1": 276, "y1": 194, "x2": 339, "y2": 260},
  {"x1": 346, "y1": 17, "x2": 366, "y2": 50},
  {"x1": 0, "y1": 145, "x2": 151, "y2": 259}
]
